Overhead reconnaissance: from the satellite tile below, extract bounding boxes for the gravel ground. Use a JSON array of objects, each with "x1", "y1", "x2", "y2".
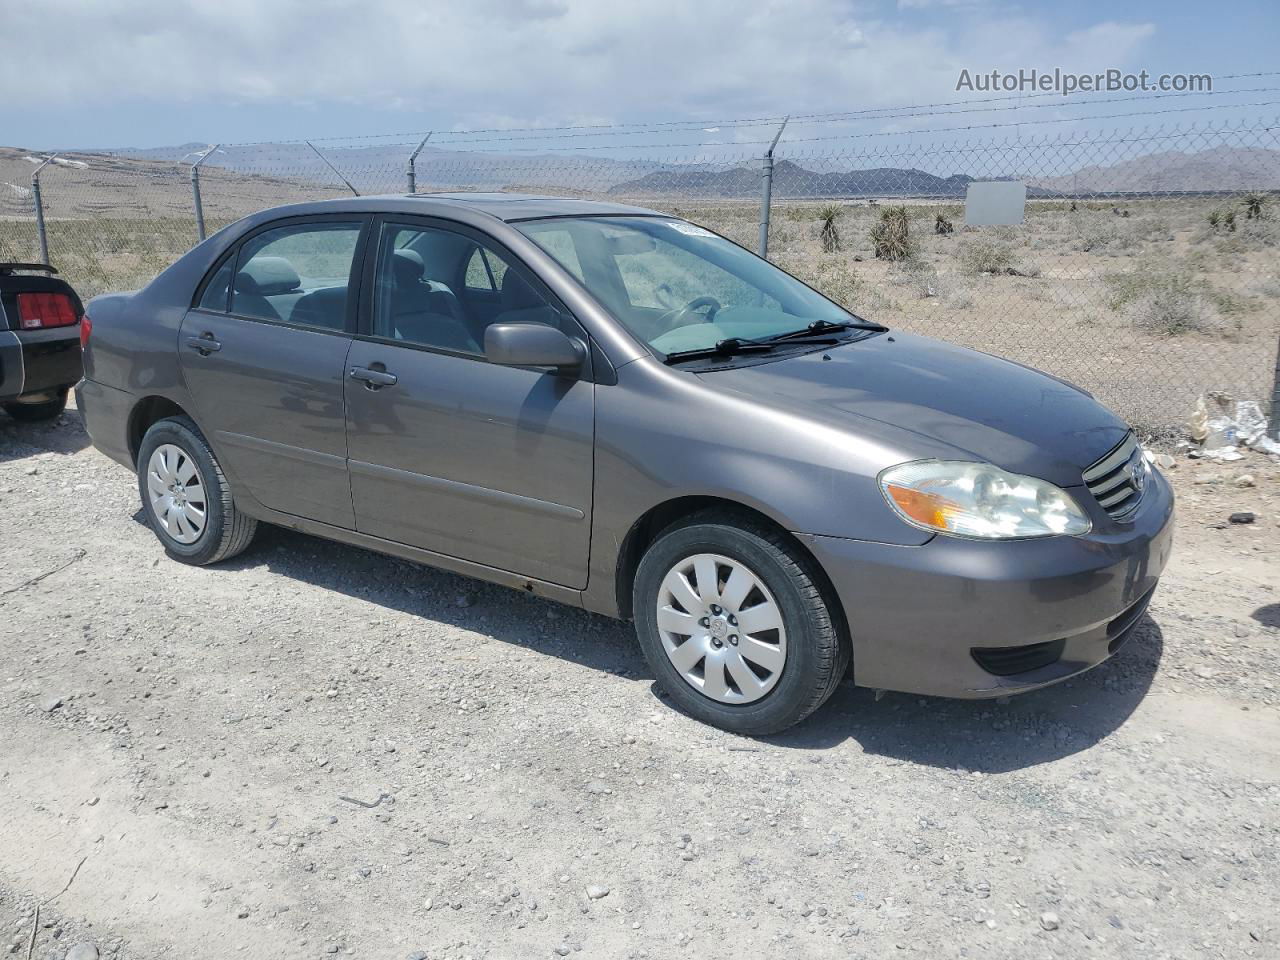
[{"x1": 1, "y1": 405, "x2": 1278, "y2": 960}]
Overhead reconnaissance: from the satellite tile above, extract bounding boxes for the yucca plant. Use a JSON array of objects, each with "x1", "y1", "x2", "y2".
[
  {"x1": 1241, "y1": 191, "x2": 1269, "y2": 220},
  {"x1": 935, "y1": 213, "x2": 954, "y2": 235},
  {"x1": 1207, "y1": 207, "x2": 1238, "y2": 233},
  {"x1": 818, "y1": 204, "x2": 842, "y2": 252},
  {"x1": 871, "y1": 206, "x2": 911, "y2": 261}
]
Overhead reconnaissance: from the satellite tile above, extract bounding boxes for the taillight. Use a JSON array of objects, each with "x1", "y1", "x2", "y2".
[
  {"x1": 16, "y1": 292, "x2": 79, "y2": 330},
  {"x1": 80, "y1": 311, "x2": 93, "y2": 350}
]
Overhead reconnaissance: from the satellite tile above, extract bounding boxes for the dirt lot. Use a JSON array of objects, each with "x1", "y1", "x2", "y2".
[{"x1": 1, "y1": 405, "x2": 1278, "y2": 960}]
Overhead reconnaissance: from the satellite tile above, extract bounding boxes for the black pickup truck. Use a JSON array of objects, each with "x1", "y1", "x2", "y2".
[{"x1": 0, "y1": 263, "x2": 84, "y2": 421}]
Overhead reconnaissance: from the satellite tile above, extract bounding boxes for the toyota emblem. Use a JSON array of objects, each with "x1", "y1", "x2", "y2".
[{"x1": 1130, "y1": 454, "x2": 1148, "y2": 492}]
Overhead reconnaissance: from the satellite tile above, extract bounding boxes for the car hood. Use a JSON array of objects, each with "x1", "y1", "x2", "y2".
[{"x1": 696, "y1": 331, "x2": 1128, "y2": 487}]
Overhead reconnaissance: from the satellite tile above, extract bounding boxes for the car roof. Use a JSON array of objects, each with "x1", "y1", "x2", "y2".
[{"x1": 248, "y1": 193, "x2": 666, "y2": 224}]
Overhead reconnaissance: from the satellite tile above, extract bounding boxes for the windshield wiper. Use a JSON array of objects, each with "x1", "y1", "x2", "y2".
[
  {"x1": 662, "y1": 337, "x2": 779, "y2": 365},
  {"x1": 764, "y1": 318, "x2": 888, "y2": 342}
]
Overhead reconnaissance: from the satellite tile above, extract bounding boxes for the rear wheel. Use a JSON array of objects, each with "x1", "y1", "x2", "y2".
[
  {"x1": 136, "y1": 416, "x2": 257, "y2": 565},
  {"x1": 633, "y1": 512, "x2": 848, "y2": 735},
  {"x1": 4, "y1": 390, "x2": 67, "y2": 422}
]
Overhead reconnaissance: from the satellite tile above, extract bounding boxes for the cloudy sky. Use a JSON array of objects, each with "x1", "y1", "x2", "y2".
[{"x1": 2, "y1": 0, "x2": 1275, "y2": 150}]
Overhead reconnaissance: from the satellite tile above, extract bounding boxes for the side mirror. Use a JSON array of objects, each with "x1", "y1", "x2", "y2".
[{"x1": 484, "y1": 322, "x2": 586, "y2": 371}]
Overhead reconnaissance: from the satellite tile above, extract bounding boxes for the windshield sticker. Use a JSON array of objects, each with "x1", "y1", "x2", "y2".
[{"x1": 667, "y1": 222, "x2": 716, "y2": 238}]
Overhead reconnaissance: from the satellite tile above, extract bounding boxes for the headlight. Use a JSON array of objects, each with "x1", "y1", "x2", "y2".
[{"x1": 878, "y1": 461, "x2": 1092, "y2": 539}]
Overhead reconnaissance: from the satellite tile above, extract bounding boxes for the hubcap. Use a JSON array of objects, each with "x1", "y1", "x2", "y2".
[
  {"x1": 146, "y1": 443, "x2": 207, "y2": 545},
  {"x1": 655, "y1": 553, "x2": 787, "y2": 704}
]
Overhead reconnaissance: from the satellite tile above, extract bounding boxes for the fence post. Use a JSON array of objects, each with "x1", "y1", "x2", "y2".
[
  {"x1": 190, "y1": 144, "x2": 219, "y2": 243},
  {"x1": 30, "y1": 155, "x2": 55, "y2": 265},
  {"x1": 407, "y1": 133, "x2": 432, "y2": 194},
  {"x1": 757, "y1": 117, "x2": 788, "y2": 258},
  {"x1": 1270, "y1": 335, "x2": 1280, "y2": 440}
]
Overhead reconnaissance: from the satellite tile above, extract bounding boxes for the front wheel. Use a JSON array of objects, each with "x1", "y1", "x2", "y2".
[
  {"x1": 633, "y1": 512, "x2": 849, "y2": 735},
  {"x1": 136, "y1": 415, "x2": 257, "y2": 565},
  {"x1": 4, "y1": 390, "x2": 67, "y2": 422}
]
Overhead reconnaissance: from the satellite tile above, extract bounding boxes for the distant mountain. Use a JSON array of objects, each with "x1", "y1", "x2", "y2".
[
  {"x1": 609, "y1": 159, "x2": 998, "y2": 199},
  {"x1": 104, "y1": 142, "x2": 671, "y2": 196},
  {"x1": 1027, "y1": 146, "x2": 1280, "y2": 194},
  {"x1": 17, "y1": 140, "x2": 1277, "y2": 209}
]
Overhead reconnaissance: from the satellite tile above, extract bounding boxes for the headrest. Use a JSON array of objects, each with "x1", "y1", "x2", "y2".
[
  {"x1": 500, "y1": 270, "x2": 543, "y2": 311},
  {"x1": 234, "y1": 256, "x2": 300, "y2": 296},
  {"x1": 391, "y1": 249, "x2": 425, "y2": 286}
]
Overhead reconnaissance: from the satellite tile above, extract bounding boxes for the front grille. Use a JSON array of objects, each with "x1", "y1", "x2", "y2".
[
  {"x1": 1083, "y1": 432, "x2": 1146, "y2": 521},
  {"x1": 971, "y1": 638, "x2": 1066, "y2": 676}
]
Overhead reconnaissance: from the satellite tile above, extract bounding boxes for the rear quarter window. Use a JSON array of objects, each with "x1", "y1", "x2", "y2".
[{"x1": 197, "y1": 259, "x2": 233, "y2": 312}]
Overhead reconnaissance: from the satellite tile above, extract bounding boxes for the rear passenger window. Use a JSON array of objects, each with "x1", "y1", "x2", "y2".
[{"x1": 231, "y1": 222, "x2": 362, "y2": 330}]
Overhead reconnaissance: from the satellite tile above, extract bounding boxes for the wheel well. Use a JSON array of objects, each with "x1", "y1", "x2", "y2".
[
  {"x1": 613, "y1": 495, "x2": 848, "y2": 639},
  {"x1": 127, "y1": 396, "x2": 189, "y2": 465}
]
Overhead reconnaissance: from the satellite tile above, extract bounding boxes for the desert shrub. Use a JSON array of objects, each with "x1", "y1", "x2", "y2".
[
  {"x1": 786, "y1": 256, "x2": 894, "y2": 315},
  {"x1": 818, "y1": 203, "x2": 842, "y2": 253},
  {"x1": 1217, "y1": 216, "x2": 1279, "y2": 251},
  {"x1": 1133, "y1": 215, "x2": 1173, "y2": 242},
  {"x1": 891, "y1": 254, "x2": 943, "y2": 299},
  {"x1": 1104, "y1": 266, "x2": 1236, "y2": 336},
  {"x1": 1241, "y1": 191, "x2": 1269, "y2": 220},
  {"x1": 958, "y1": 238, "x2": 1016, "y2": 275},
  {"x1": 1127, "y1": 282, "x2": 1210, "y2": 335},
  {"x1": 1073, "y1": 218, "x2": 1140, "y2": 253},
  {"x1": 1206, "y1": 207, "x2": 1237, "y2": 234},
  {"x1": 935, "y1": 213, "x2": 954, "y2": 235},
  {"x1": 870, "y1": 206, "x2": 912, "y2": 261}
]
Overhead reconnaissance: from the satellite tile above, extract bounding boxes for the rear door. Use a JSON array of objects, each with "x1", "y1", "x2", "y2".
[
  {"x1": 343, "y1": 217, "x2": 595, "y2": 587},
  {"x1": 179, "y1": 216, "x2": 368, "y2": 529}
]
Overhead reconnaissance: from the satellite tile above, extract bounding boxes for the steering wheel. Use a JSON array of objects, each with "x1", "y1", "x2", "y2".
[{"x1": 658, "y1": 296, "x2": 722, "y2": 333}]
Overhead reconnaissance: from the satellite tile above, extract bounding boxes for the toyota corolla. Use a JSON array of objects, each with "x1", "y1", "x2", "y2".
[{"x1": 76, "y1": 194, "x2": 1173, "y2": 734}]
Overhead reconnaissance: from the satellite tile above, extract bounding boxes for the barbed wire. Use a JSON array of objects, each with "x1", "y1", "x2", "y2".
[
  {"x1": 300, "y1": 101, "x2": 1280, "y2": 154},
  {"x1": 218, "y1": 71, "x2": 1280, "y2": 148},
  {"x1": 421, "y1": 88, "x2": 1280, "y2": 147}
]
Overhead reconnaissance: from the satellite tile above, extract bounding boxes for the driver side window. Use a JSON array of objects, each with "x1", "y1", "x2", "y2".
[{"x1": 373, "y1": 223, "x2": 567, "y2": 357}]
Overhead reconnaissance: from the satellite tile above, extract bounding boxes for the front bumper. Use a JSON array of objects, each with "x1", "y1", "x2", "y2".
[{"x1": 799, "y1": 468, "x2": 1175, "y2": 698}]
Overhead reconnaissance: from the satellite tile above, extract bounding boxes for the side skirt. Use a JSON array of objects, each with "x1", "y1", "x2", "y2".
[{"x1": 234, "y1": 495, "x2": 590, "y2": 611}]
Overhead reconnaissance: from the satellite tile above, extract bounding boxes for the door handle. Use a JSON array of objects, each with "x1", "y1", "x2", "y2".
[
  {"x1": 349, "y1": 366, "x2": 398, "y2": 389},
  {"x1": 185, "y1": 334, "x2": 222, "y2": 355}
]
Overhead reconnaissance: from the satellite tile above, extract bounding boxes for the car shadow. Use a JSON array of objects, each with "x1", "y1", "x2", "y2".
[
  {"x1": 208, "y1": 523, "x2": 648, "y2": 681},
  {"x1": 0, "y1": 407, "x2": 91, "y2": 463},
  {"x1": 195, "y1": 523, "x2": 1165, "y2": 773},
  {"x1": 1251, "y1": 603, "x2": 1280, "y2": 629}
]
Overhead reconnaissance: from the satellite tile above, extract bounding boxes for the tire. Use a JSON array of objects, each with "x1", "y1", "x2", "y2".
[
  {"x1": 4, "y1": 390, "x2": 67, "y2": 422},
  {"x1": 136, "y1": 415, "x2": 257, "y2": 565},
  {"x1": 633, "y1": 510, "x2": 849, "y2": 735}
]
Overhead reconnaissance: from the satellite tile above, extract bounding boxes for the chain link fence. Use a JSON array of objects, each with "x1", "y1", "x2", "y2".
[{"x1": 2, "y1": 120, "x2": 1278, "y2": 436}]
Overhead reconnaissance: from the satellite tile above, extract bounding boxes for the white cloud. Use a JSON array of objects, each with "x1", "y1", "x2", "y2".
[{"x1": 0, "y1": 1, "x2": 1157, "y2": 133}]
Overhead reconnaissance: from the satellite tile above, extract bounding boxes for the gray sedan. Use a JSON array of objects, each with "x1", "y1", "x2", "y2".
[{"x1": 76, "y1": 194, "x2": 1173, "y2": 734}]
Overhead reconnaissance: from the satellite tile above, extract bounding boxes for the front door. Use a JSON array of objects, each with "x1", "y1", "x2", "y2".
[
  {"x1": 179, "y1": 216, "x2": 367, "y2": 529},
  {"x1": 343, "y1": 219, "x2": 594, "y2": 587}
]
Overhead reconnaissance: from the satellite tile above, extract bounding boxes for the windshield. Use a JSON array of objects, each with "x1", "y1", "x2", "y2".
[{"x1": 515, "y1": 216, "x2": 856, "y2": 355}]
